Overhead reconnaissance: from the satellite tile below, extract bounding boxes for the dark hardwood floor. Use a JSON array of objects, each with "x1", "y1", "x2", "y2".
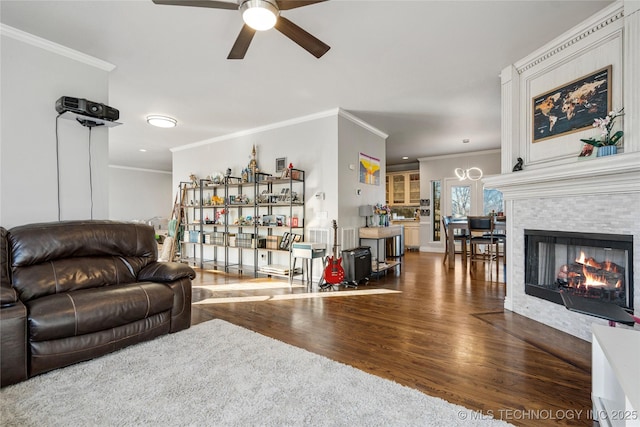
[{"x1": 190, "y1": 251, "x2": 592, "y2": 426}]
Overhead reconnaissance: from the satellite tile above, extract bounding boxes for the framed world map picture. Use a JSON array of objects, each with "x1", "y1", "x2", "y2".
[{"x1": 532, "y1": 65, "x2": 611, "y2": 143}]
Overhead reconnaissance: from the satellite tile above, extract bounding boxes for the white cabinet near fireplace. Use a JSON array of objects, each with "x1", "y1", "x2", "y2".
[{"x1": 592, "y1": 324, "x2": 640, "y2": 426}]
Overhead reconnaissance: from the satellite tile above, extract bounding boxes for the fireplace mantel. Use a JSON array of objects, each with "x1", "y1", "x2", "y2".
[{"x1": 483, "y1": 152, "x2": 640, "y2": 200}]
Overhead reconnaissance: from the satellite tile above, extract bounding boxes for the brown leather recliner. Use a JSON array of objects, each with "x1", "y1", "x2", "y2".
[{"x1": 0, "y1": 220, "x2": 195, "y2": 387}]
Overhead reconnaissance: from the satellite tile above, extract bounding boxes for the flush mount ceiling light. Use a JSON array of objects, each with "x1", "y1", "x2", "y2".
[
  {"x1": 454, "y1": 167, "x2": 483, "y2": 181},
  {"x1": 146, "y1": 115, "x2": 177, "y2": 128},
  {"x1": 240, "y1": 0, "x2": 279, "y2": 31}
]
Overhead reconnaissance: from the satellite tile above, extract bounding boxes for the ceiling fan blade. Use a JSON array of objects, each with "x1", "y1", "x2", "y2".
[
  {"x1": 152, "y1": 0, "x2": 239, "y2": 10},
  {"x1": 228, "y1": 25, "x2": 257, "y2": 59},
  {"x1": 275, "y1": 0, "x2": 327, "y2": 11},
  {"x1": 274, "y1": 16, "x2": 330, "y2": 58}
]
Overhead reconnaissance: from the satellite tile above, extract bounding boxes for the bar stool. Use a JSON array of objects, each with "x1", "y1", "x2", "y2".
[{"x1": 442, "y1": 216, "x2": 467, "y2": 266}]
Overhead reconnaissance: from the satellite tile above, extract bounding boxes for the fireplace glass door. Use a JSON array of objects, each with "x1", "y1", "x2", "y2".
[{"x1": 525, "y1": 230, "x2": 633, "y2": 310}]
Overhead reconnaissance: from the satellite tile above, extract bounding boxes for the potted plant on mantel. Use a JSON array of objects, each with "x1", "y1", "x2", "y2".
[{"x1": 580, "y1": 107, "x2": 624, "y2": 157}]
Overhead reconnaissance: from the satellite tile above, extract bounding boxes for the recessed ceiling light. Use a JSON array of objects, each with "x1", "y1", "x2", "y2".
[
  {"x1": 139, "y1": 149, "x2": 147, "y2": 152},
  {"x1": 402, "y1": 156, "x2": 409, "y2": 160},
  {"x1": 147, "y1": 115, "x2": 177, "y2": 128}
]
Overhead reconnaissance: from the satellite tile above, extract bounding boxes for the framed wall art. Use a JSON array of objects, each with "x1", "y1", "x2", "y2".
[
  {"x1": 532, "y1": 65, "x2": 611, "y2": 143},
  {"x1": 275, "y1": 157, "x2": 286, "y2": 172},
  {"x1": 359, "y1": 152, "x2": 380, "y2": 185}
]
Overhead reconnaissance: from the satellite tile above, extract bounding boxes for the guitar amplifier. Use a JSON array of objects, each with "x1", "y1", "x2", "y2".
[{"x1": 341, "y1": 246, "x2": 372, "y2": 285}]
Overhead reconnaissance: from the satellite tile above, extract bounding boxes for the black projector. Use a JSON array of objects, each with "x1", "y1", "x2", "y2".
[{"x1": 55, "y1": 96, "x2": 119, "y2": 121}]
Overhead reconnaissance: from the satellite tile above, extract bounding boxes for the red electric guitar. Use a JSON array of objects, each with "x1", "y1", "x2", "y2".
[{"x1": 324, "y1": 220, "x2": 345, "y2": 285}]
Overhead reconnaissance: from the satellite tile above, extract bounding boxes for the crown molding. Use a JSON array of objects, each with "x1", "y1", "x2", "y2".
[
  {"x1": 0, "y1": 24, "x2": 115, "y2": 72},
  {"x1": 337, "y1": 108, "x2": 388, "y2": 139},
  {"x1": 417, "y1": 149, "x2": 501, "y2": 162},
  {"x1": 171, "y1": 107, "x2": 386, "y2": 152},
  {"x1": 109, "y1": 165, "x2": 172, "y2": 175},
  {"x1": 514, "y1": 2, "x2": 624, "y2": 74}
]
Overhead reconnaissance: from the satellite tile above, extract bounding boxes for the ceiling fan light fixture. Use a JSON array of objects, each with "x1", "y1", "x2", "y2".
[
  {"x1": 147, "y1": 115, "x2": 177, "y2": 128},
  {"x1": 241, "y1": 0, "x2": 279, "y2": 31}
]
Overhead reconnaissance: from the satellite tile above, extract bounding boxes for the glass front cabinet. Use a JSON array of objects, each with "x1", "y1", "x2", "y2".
[{"x1": 386, "y1": 171, "x2": 420, "y2": 206}]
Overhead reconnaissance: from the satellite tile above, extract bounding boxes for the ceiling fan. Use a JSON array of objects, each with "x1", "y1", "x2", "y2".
[{"x1": 152, "y1": 0, "x2": 330, "y2": 59}]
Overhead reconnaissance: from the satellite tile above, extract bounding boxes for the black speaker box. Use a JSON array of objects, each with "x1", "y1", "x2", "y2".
[
  {"x1": 341, "y1": 247, "x2": 372, "y2": 284},
  {"x1": 55, "y1": 96, "x2": 119, "y2": 121}
]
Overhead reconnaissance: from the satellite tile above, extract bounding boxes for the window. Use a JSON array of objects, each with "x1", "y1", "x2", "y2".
[
  {"x1": 483, "y1": 188, "x2": 503, "y2": 215},
  {"x1": 432, "y1": 180, "x2": 441, "y2": 241},
  {"x1": 450, "y1": 185, "x2": 471, "y2": 218}
]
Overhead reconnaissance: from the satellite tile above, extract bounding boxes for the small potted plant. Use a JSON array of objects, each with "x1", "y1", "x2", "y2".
[{"x1": 580, "y1": 107, "x2": 624, "y2": 157}]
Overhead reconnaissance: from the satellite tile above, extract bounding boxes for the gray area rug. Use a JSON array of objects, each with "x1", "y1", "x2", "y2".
[{"x1": 1, "y1": 319, "x2": 512, "y2": 426}]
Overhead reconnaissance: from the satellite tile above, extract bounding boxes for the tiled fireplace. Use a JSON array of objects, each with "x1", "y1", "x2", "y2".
[{"x1": 484, "y1": 153, "x2": 640, "y2": 341}]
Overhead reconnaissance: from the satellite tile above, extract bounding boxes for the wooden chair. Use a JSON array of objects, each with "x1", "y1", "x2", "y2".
[
  {"x1": 486, "y1": 218, "x2": 506, "y2": 277},
  {"x1": 442, "y1": 216, "x2": 467, "y2": 266},
  {"x1": 467, "y1": 216, "x2": 500, "y2": 278}
]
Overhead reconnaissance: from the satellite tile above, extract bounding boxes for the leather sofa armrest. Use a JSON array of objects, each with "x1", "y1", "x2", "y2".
[
  {"x1": 1, "y1": 226, "x2": 16, "y2": 307},
  {"x1": 138, "y1": 262, "x2": 196, "y2": 283},
  {"x1": 1, "y1": 300, "x2": 28, "y2": 387},
  {"x1": 1, "y1": 286, "x2": 18, "y2": 307}
]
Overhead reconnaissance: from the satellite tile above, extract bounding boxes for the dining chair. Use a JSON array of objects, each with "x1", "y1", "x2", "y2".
[
  {"x1": 487, "y1": 217, "x2": 506, "y2": 275},
  {"x1": 467, "y1": 216, "x2": 500, "y2": 278},
  {"x1": 442, "y1": 216, "x2": 467, "y2": 266}
]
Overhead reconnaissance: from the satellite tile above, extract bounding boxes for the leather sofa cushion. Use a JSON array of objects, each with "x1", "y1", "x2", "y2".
[
  {"x1": 30, "y1": 312, "x2": 171, "y2": 377},
  {"x1": 8, "y1": 220, "x2": 157, "y2": 267},
  {"x1": 12, "y1": 256, "x2": 149, "y2": 302},
  {"x1": 8, "y1": 221, "x2": 159, "y2": 302},
  {"x1": 26, "y1": 282, "x2": 174, "y2": 342}
]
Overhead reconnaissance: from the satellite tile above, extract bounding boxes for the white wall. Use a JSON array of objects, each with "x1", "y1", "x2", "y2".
[
  {"x1": 418, "y1": 149, "x2": 501, "y2": 251},
  {"x1": 108, "y1": 166, "x2": 173, "y2": 223},
  {"x1": 337, "y1": 113, "x2": 387, "y2": 231},
  {"x1": 0, "y1": 26, "x2": 112, "y2": 229}
]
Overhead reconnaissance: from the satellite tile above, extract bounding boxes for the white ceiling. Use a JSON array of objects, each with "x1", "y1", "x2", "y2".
[{"x1": 1, "y1": 0, "x2": 612, "y2": 171}]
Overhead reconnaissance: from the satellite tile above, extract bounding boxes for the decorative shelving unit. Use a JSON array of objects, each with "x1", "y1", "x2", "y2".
[
  {"x1": 178, "y1": 169, "x2": 305, "y2": 279},
  {"x1": 177, "y1": 181, "x2": 201, "y2": 267},
  {"x1": 254, "y1": 169, "x2": 305, "y2": 280}
]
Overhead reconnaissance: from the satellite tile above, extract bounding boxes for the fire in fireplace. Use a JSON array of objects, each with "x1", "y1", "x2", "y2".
[
  {"x1": 557, "y1": 251, "x2": 625, "y2": 302},
  {"x1": 525, "y1": 230, "x2": 634, "y2": 310}
]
